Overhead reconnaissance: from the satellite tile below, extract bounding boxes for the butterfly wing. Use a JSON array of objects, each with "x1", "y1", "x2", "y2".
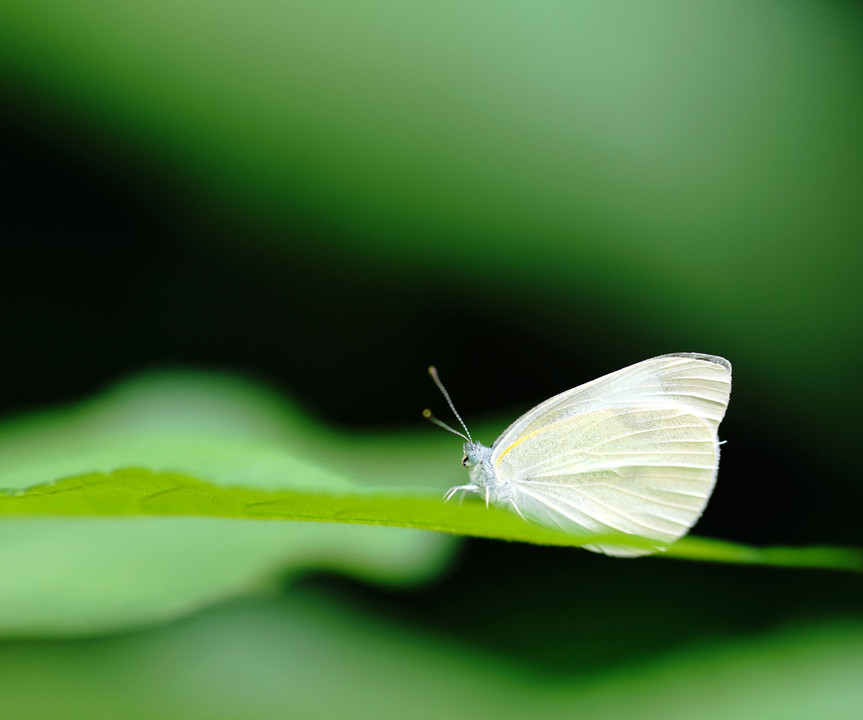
[{"x1": 490, "y1": 354, "x2": 732, "y2": 556}]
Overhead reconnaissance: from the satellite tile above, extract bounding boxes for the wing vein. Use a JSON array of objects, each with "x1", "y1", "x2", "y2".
[
  {"x1": 567, "y1": 486, "x2": 680, "y2": 537},
  {"x1": 518, "y1": 487, "x2": 620, "y2": 534}
]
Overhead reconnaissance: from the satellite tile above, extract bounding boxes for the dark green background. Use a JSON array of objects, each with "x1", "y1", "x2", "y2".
[{"x1": 1, "y1": 2, "x2": 861, "y2": 717}]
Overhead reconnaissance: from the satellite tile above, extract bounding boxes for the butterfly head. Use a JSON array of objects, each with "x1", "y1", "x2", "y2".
[{"x1": 462, "y1": 442, "x2": 484, "y2": 468}]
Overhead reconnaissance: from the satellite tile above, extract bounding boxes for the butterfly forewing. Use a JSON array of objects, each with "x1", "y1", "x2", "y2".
[
  {"x1": 489, "y1": 354, "x2": 731, "y2": 557},
  {"x1": 491, "y1": 353, "x2": 731, "y2": 449}
]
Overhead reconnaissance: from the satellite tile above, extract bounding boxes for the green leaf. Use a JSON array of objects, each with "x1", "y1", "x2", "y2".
[
  {"x1": 0, "y1": 371, "x2": 459, "y2": 635},
  {"x1": 1, "y1": 371, "x2": 860, "y2": 562},
  {"x1": 2, "y1": 469, "x2": 862, "y2": 573},
  {"x1": 0, "y1": 370, "x2": 860, "y2": 636}
]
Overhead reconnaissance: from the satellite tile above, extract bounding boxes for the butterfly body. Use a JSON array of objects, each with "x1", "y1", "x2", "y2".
[
  {"x1": 429, "y1": 353, "x2": 732, "y2": 557},
  {"x1": 459, "y1": 441, "x2": 516, "y2": 507}
]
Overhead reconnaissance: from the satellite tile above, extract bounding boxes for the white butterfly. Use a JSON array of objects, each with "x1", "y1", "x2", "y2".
[{"x1": 424, "y1": 353, "x2": 732, "y2": 557}]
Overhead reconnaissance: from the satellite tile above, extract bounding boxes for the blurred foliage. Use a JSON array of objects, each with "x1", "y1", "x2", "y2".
[
  {"x1": 1, "y1": 1, "x2": 861, "y2": 415},
  {"x1": 1, "y1": 0, "x2": 862, "y2": 718},
  {"x1": 1, "y1": 591, "x2": 862, "y2": 720},
  {"x1": 0, "y1": 517, "x2": 448, "y2": 637}
]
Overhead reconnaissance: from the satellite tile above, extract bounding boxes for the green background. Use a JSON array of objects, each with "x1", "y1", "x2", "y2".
[{"x1": 1, "y1": 1, "x2": 861, "y2": 718}]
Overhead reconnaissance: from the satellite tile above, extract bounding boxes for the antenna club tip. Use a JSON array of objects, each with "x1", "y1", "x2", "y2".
[
  {"x1": 422, "y1": 408, "x2": 432, "y2": 418},
  {"x1": 427, "y1": 365, "x2": 438, "y2": 378}
]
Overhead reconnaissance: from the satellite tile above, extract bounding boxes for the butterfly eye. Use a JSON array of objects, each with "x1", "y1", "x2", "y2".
[{"x1": 462, "y1": 456, "x2": 469, "y2": 467}]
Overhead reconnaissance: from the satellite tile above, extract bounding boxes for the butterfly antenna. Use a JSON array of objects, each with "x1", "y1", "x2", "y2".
[
  {"x1": 422, "y1": 409, "x2": 469, "y2": 440},
  {"x1": 426, "y1": 366, "x2": 473, "y2": 442}
]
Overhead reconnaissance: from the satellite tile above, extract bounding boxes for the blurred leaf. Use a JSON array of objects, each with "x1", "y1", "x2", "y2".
[
  {"x1": 2, "y1": 590, "x2": 863, "y2": 720},
  {"x1": 0, "y1": 517, "x2": 449, "y2": 637}
]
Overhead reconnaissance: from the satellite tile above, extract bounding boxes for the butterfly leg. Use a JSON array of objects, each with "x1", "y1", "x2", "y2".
[
  {"x1": 443, "y1": 484, "x2": 479, "y2": 503},
  {"x1": 485, "y1": 486, "x2": 490, "y2": 508}
]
